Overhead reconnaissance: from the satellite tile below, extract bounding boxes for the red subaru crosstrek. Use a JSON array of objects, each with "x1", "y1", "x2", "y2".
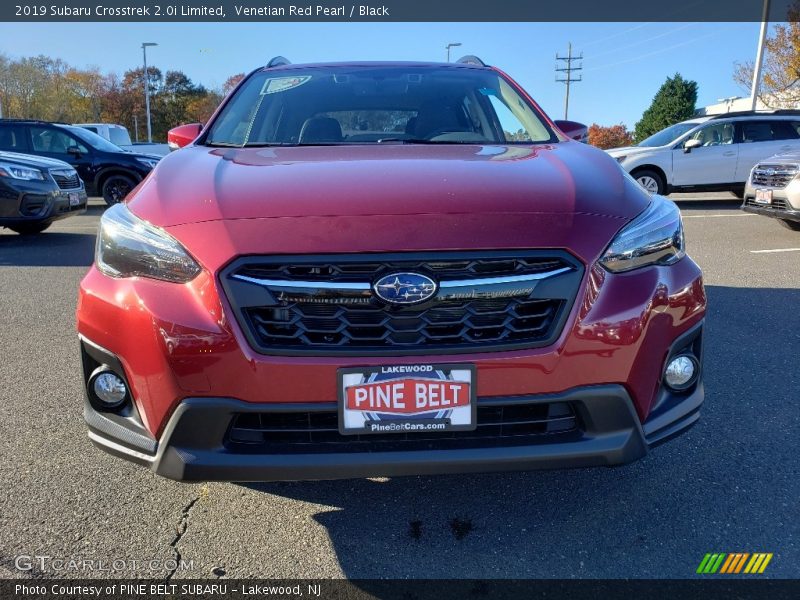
[{"x1": 77, "y1": 58, "x2": 705, "y2": 481}]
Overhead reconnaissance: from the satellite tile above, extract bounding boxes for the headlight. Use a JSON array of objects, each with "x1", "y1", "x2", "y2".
[
  {"x1": 0, "y1": 161, "x2": 44, "y2": 181},
  {"x1": 136, "y1": 158, "x2": 159, "y2": 169},
  {"x1": 96, "y1": 203, "x2": 201, "y2": 283},
  {"x1": 599, "y1": 195, "x2": 685, "y2": 273}
]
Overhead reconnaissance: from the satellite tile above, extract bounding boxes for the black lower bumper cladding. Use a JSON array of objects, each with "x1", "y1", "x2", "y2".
[{"x1": 84, "y1": 380, "x2": 703, "y2": 482}]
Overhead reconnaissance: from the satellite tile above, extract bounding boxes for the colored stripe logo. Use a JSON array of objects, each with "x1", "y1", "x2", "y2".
[{"x1": 697, "y1": 553, "x2": 773, "y2": 574}]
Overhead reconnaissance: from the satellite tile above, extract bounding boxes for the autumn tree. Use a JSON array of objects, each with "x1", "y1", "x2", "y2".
[
  {"x1": 223, "y1": 73, "x2": 245, "y2": 95},
  {"x1": 634, "y1": 74, "x2": 698, "y2": 142},
  {"x1": 587, "y1": 123, "x2": 634, "y2": 149},
  {"x1": 733, "y1": 8, "x2": 800, "y2": 107}
]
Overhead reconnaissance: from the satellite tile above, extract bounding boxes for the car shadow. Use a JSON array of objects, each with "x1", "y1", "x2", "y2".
[
  {"x1": 0, "y1": 232, "x2": 96, "y2": 267},
  {"x1": 236, "y1": 284, "x2": 799, "y2": 580}
]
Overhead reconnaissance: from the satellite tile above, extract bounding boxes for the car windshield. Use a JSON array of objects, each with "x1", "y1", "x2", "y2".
[
  {"x1": 204, "y1": 65, "x2": 557, "y2": 146},
  {"x1": 109, "y1": 127, "x2": 133, "y2": 146},
  {"x1": 637, "y1": 122, "x2": 699, "y2": 147},
  {"x1": 66, "y1": 125, "x2": 124, "y2": 152}
]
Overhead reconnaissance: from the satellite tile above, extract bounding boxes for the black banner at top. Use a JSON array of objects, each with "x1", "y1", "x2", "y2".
[{"x1": 3, "y1": 0, "x2": 799, "y2": 22}]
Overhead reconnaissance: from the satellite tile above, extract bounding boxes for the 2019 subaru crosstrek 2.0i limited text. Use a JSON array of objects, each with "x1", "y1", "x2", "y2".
[{"x1": 77, "y1": 60, "x2": 706, "y2": 481}]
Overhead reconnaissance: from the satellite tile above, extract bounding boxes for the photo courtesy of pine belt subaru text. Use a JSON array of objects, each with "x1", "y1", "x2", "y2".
[{"x1": 76, "y1": 56, "x2": 707, "y2": 481}]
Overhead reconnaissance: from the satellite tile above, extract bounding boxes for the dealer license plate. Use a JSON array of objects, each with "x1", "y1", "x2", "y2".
[
  {"x1": 338, "y1": 364, "x2": 476, "y2": 435},
  {"x1": 755, "y1": 189, "x2": 773, "y2": 205},
  {"x1": 68, "y1": 192, "x2": 81, "y2": 206}
]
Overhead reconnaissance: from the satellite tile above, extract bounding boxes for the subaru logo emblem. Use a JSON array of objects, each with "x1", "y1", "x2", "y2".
[{"x1": 373, "y1": 272, "x2": 438, "y2": 305}]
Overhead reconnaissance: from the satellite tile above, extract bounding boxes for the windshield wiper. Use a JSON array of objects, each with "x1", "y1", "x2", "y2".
[{"x1": 376, "y1": 137, "x2": 450, "y2": 144}]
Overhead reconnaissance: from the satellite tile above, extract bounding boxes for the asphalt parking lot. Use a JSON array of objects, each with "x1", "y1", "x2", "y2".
[{"x1": 0, "y1": 194, "x2": 798, "y2": 580}]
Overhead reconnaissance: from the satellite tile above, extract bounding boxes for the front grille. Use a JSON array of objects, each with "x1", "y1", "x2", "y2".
[
  {"x1": 751, "y1": 164, "x2": 798, "y2": 189},
  {"x1": 50, "y1": 169, "x2": 81, "y2": 190},
  {"x1": 221, "y1": 252, "x2": 584, "y2": 356},
  {"x1": 745, "y1": 197, "x2": 788, "y2": 210},
  {"x1": 226, "y1": 401, "x2": 580, "y2": 454}
]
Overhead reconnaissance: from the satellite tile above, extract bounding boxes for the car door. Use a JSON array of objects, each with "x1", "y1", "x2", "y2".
[
  {"x1": 733, "y1": 120, "x2": 800, "y2": 181},
  {"x1": 671, "y1": 121, "x2": 738, "y2": 186},
  {"x1": 28, "y1": 126, "x2": 93, "y2": 183}
]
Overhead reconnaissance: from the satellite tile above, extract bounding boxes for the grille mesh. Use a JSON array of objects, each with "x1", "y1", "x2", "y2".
[
  {"x1": 222, "y1": 253, "x2": 582, "y2": 355},
  {"x1": 751, "y1": 164, "x2": 798, "y2": 189},
  {"x1": 226, "y1": 401, "x2": 580, "y2": 453}
]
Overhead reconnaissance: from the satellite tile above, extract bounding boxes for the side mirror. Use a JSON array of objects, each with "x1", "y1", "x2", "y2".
[
  {"x1": 683, "y1": 139, "x2": 702, "y2": 153},
  {"x1": 67, "y1": 146, "x2": 82, "y2": 157},
  {"x1": 168, "y1": 123, "x2": 203, "y2": 150},
  {"x1": 554, "y1": 120, "x2": 588, "y2": 142}
]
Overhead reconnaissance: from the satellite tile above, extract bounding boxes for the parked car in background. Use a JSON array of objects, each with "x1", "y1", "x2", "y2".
[
  {"x1": 741, "y1": 151, "x2": 800, "y2": 231},
  {"x1": 607, "y1": 110, "x2": 800, "y2": 196},
  {"x1": 0, "y1": 119, "x2": 160, "y2": 205},
  {"x1": 78, "y1": 58, "x2": 706, "y2": 482},
  {"x1": 0, "y1": 150, "x2": 87, "y2": 234},
  {"x1": 75, "y1": 123, "x2": 171, "y2": 157}
]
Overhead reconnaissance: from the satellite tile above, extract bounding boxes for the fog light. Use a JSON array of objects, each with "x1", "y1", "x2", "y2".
[
  {"x1": 664, "y1": 355, "x2": 698, "y2": 390},
  {"x1": 91, "y1": 371, "x2": 128, "y2": 408}
]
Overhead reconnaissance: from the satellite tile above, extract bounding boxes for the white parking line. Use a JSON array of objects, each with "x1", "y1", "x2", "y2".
[
  {"x1": 750, "y1": 248, "x2": 800, "y2": 254},
  {"x1": 681, "y1": 214, "x2": 756, "y2": 219}
]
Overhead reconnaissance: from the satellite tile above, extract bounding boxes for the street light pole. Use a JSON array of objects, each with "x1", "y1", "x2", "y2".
[
  {"x1": 446, "y1": 42, "x2": 462, "y2": 63},
  {"x1": 141, "y1": 42, "x2": 158, "y2": 143},
  {"x1": 750, "y1": 0, "x2": 770, "y2": 111}
]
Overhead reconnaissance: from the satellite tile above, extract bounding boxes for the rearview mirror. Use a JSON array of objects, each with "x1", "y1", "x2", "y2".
[
  {"x1": 683, "y1": 138, "x2": 702, "y2": 153},
  {"x1": 554, "y1": 120, "x2": 588, "y2": 142},
  {"x1": 168, "y1": 123, "x2": 203, "y2": 150},
  {"x1": 67, "y1": 146, "x2": 82, "y2": 157}
]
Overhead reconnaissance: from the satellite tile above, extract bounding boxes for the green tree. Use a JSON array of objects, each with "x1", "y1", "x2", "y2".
[{"x1": 634, "y1": 74, "x2": 698, "y2": 142}]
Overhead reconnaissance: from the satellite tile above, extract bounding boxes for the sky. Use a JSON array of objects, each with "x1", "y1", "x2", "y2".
[{"x1": 0, "y1": 21, "x2": 771, "y2": 128}]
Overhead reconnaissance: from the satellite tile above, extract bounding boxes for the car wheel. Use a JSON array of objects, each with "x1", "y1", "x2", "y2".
[
  {"x1": 9, "y1": 222, "x2": 51, "y2": 235},
  {"x1": 102, "y1": 175, "x2": 135, "y2": 206},
  {"x1": 633, "y1": 170, "x2": 665, "y2": 195},
  {"x1": 779, "y1": 219, "x2": 800, "y2": 231}
]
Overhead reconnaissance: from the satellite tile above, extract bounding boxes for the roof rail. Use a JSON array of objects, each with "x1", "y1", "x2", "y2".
[
  {"x1": 0, "y1": 118, "x2": 69, "y2": 125},
  {"x1": 266, "y1": 56, "x2": 291, "y2": 68},
  {"x1": 456, "y1": 55, "x2": 487, "y2": 67},
  {"x1": 709, "y1": 109, "x2": 800, "y2": 120}
]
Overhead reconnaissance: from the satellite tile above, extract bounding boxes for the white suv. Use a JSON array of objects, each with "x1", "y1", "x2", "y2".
[{"x1": 607, "y1": 111, "x2": 800, "y2": 196}]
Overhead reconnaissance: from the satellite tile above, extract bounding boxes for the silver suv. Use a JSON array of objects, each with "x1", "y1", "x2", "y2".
[{"x1": 742, "y1": 152, "x2": 800, "y2": 231}]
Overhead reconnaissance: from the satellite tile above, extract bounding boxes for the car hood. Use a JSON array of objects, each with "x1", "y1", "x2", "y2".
[
  {"x1": 759, "y1": 150, "x2": 800, "y2": 164},
  {"x1": 605, "y1": 145, "x2": 660, "y2": 157},
  {"x1": 129, "y1": 142, "x2": 649, "y2": 228},
  {"x1": 0, "y1": 151, "x2": 74, "y2": 170}
]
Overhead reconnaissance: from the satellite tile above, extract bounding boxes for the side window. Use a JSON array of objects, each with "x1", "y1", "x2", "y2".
[
  {"x1": 83, "y1": 126, "x2": 98, "y2": 134},
  {"x1": 688, "y1": 122, "x2": 734, "y2": 146},
  {"x1": 770, "y1": 121, "x2": 800, "y2": 141},
  {"x1": 30, "y1": 127, "x2": 88, "y2": 155},
  {"x1": 0, "y1": 125, "x2": 28, "y2": 151},
  {"x1": 487, "y1": 95, "x2": 532, "y2": 142},
  {"x1": 740, "y1": 121, "x2": 775, "y2": 143}
]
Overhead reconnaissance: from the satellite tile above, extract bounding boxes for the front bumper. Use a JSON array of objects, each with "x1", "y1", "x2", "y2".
[
  {"x1": 742, "y1": 200, "x2": 800, "y2": 223},
  {"x1": 82, "y1": 320, "x2": 704, "y2": 482},
  {"x1": 85, "y1": 382, "x2": 703, "y2": 482},
  {"x1": 0, "y1": 185, "x2": 87, "y2": 225}
]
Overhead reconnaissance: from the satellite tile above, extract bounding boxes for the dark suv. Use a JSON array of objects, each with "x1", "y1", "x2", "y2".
[
  {"x1": 0, "y1": 150, "x2": 87, "y2": 234},
  {"x1": 0, "y1": 119, "x2": 160, "y2": 205}
]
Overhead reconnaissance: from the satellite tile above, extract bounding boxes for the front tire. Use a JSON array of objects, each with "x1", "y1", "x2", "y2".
[
  {"x1": 632, "y1": 169, "x2": 666, "y2": 195},
  {"x1": 779, "y1": 219, "x2": 800, "y2": 231},
  {"x1": 9, "y1": 222, "x2": 51, "y2": 235},
  {"x1": 102, "y1": 175, "x2": 135, "y2": 206}
]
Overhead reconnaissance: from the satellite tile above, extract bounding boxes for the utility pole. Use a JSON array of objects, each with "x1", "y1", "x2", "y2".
[
  {"x1": 141, "y1": 42, "x2": 158, "y2": 143},
  {"x1": 556, "y1": 42, "x2": 583, "y2": 120},
  {"x1": 750, "y1": 0, "x2": 770, "y2": 111}
]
